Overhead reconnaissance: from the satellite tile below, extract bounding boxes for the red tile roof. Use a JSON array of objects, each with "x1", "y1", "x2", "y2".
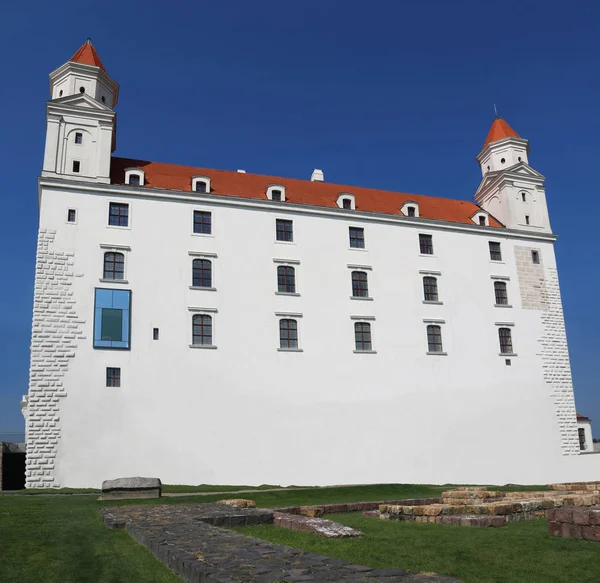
[
  {"x1": 482, "y1": 118, "x2": 520, "y2": 149},
  {"x1": 110, "y1": 157, "x2": 503, "y2": 228},
  {"x1": 577, "y1": 414, "x2": 590, "y2": 421},
  {"x1": 70, "y1": 39, "x2": 106, "y2": 71}
]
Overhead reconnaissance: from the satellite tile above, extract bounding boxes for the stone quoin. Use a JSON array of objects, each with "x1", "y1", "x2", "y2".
[{"x1": 23, "y1": 40, "x2": 599, "y2": 488}]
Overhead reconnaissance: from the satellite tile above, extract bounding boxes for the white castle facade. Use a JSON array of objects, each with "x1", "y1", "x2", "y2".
[{"x1": 22, "y1": 41, "x2": 599, "y2": 488}]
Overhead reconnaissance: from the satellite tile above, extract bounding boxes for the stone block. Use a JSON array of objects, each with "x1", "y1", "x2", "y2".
[
  {"x1": 582, "y1": 526, "x2": 600, "y2": 541},
  {"x1": 548, "y1": 521, "x2": 562, "y2": 537},
  {"x1": 101, "y1": 477, "x2": 162, "y2": 500},
  {"x1": 589, "y1": 509, "x2": 600, "y2": 526},
  {"x1": 555, "y1": 507, "x2": 573, "y2": 522},
  {"x1": 300, "y1": 506, "x2": 324, "y2": 518},
  {"x1": 216, "y1": 499, "x2": 256, "y2": 509},
  {"x1": 573, "y1": 508, "x2": 591, "y2": 526}
]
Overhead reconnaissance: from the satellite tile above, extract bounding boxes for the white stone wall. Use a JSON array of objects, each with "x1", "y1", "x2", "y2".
[
  {"x1": 514, "y1": 246, "x2": 579, "y2": 456},
  {"x1": 26, "y1": 229, "x2": 85, "y2": 488}
]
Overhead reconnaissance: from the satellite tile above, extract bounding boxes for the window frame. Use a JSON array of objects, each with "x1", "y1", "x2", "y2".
[
  {"x1": 266, "y1": 184, "x2": 286, "y2": 202},
  {"x1": 108, "y1": 201, "x2": 130, "y2": 229},
  {"x1": 103, "y1": 251, "x2": 125, "y2": 281},
  {"x1": 93, "y1": 288, "x2": 132, "y2": 350},
  {"x1": 494, "y1": 281, "x2": 509, "y2": 306},
  {"x1": 419, "y1": 233, "x2": 434, "y2": 255},
  {"x1": 191, "y1": 175, "x2": 211, "y2": 194},
  {"x1": 279, "y1": 318, "x2": 299, "y2": 350},
  {"x1": 489, "y1": 241, "x2": 502, "y2": 262},
  {"x1": 193, "y1": 210, "x2": 212, "y2": 235},
  {"x1": 74, "y1": 132, "x2": 83, "y2": 145},
  {"x1": 349, "y1": 226, "x2": 365, "y2": 249},
  {"x1": 66, "y1": 208, "x2": 77, "y2": 224},
  {"x1": 401, "y1": 201, "x2": 419, "y2": 218},
  {"x1": 106, "y1": 367, "x2": 121, "y2": 387},
  {"x1": 188, "y1": 307, "x2": 217, "y2": 348},
  {"x1": 191, "y1": 313, "x2": 213, "y2": 347},
  {"x1": 498, "y1": 327, "x2": 514, "y2": 355},
  {"x1": 351, "y1": 270, "x2": 369, "y2": 298},
  {"x1": 72, "y1": 160, "x2": 81, "y2": 174},
  {"x1": 192, "y1": 258, "x2": 213, "y2": 289},
  {"x1": 275, "y1": 218, "x2": 294, "y2": 242},
  {"x1": 579, "y1": 427, "x2": 587, "y2": 451},
  {"x1": 423, "y1": 276, "x2": 439, "y2": 302},
  {"x1": 354, "y1": 321, "x2": 373, "y2": 353},
  {"x1": 336, "y1": 193, "x2": 356, "y2": 210},
  {"x1": 277, "y1": 265, "x2": 296, "y2": 294},
  {"x1": 124, "y1": 168, "x2": 145, "y2": 187},
  {"x1": 426, "y1": 324, "x2": 444, "y2": 354}
]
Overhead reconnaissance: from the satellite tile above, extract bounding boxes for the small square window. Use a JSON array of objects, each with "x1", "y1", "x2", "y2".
[
  {"x1": 195, "y1": 181, "x2": 207, "y2": 193},
  {"x1": 505, "y1": 358, "x2": 512, "y2": 366},
  {"x1": 276, "y1": 219, "x2": 293, "y2": 242},
  {"x1": 72, "y1": 160, "x2": 81, "y2": 173},
  {"x1": 489, "y1": 241, "x2": 502, "y2": 261},
  {"x1": 67, "y1": 209, "x2": 76, "y2": 223},
  {"x1": 419, "y1": 234, "x2": 433, "y2": 255},
  {"x1": 349, "y1": 227, "x2": 365, "y2": 249},
  {"x1": 532, "y1": 250, "x2": 540, "y2": 264},
  {"x1": 153, "y1": 328, "x2": 159, "y2": 340},
  {"x1": 75, "y1": 132, "x2": 83, "y2": 145},
  {"x1": 193, "y1": 211, "x2": 212, "y2": 235},
  {"x1": 109, "y1": 202, "x2": 129, "y2": 227},
  {"x1": 106, "y1": 367, "x2": 121, "y2": 387},
  {"x1": 271, "y1": 190, "x2": 282, "y2": 201}
]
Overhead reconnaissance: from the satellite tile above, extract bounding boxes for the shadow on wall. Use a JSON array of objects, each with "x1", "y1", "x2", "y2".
[{"x1": 1, "y1": 443, "x2": 26, "y2": 491}]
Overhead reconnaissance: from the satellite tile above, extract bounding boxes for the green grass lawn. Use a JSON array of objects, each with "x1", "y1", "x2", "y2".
[
  {"x1": 234, "y1": 514, "x2": 600, "y2": 583},
  {"x1": 0, "y1": 483, "x2": 590, "y2": 583}
]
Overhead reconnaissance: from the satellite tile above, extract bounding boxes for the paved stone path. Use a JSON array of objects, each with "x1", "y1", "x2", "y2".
[{"x1": 102, "y1": 503, "x2": 464, "y2": 583}]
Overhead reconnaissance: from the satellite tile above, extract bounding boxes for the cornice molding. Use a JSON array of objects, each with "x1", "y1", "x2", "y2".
[{"x1": 38, "y1": 177, "x2": 558, "y2": 242}]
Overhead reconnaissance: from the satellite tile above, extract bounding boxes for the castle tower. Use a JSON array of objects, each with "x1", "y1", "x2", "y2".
[
  {"x1": 42, "y1": 40, "x2": 118, "y2": 184},
  {"x1": 474, "y1": 118, "x2": 551, "y2": 233}
]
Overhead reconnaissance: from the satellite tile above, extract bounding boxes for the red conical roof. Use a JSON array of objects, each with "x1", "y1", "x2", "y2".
[
  {"x1": 70, "y1": 39, "x2": 106, "y2": 71},
  {"x1": 482, "y1": 118, "x2": 520, "y2": 148}
]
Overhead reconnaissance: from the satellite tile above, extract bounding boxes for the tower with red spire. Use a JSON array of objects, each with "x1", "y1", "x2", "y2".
[
  {"x1": 474, "y1": 117, "x2": 551, "y2": 233},
  {"x1": 42, "y1": 40, "x2": 119, "y2": 184}
]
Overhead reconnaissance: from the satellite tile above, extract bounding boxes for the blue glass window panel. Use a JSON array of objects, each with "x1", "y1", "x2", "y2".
[{"x1": 94, "y1": 289, "x2": 131, "y2": 349}]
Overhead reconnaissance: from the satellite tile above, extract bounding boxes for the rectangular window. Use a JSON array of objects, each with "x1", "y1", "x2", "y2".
[
  {"x1": 494, "y1": 281, "x2": 508, "y2": 305},
  {"x1": 276, "y1": 219, "x2": 293, "y2": 242},
  {"x1": 277, "y1": 266, "x2": 296, "y2": 294},
  {"x1": 72, "y1": 160, "x2": 81, "y2": 173},
  {"x1": 106, "y1": 367, "x2": 121, "y2": 387},
  {"x1": 498, "y1": 327, "x2": 513, "y2": 354},
  {"x1": 525, "y1": 215, "x2": 530, "y2": 225},
  {"x1": 349, "y1": 227, "x2": 365, "y2": 249},
  {"x1": 532, "y1": 250, "x2": 540, "y2": 264},
  {"x1": 128, "y1": 174, "x2": 140, "y2": 186},
  {"x1": 109, "y1": 202, "x2": 129, "y2": 227},
  {"x1": 67, "y1": 209, "x2": 76, "y2": 223},
  {"x1": 153, "y1": 328, "x2": 159, "y2": 340},
  {"x1": 354, "y1": 322, "x2": 372, "y2": 351},
  {"x1": 479, "y1": 216, "x2": 486, "y2": 226},
  {"x1": 342, "y1": 198, "x2": 352, "y2": 209},
  {"x1": 94, "y1": 289, "x2": 131, "y2": 349},
  {"x1": 192, "y1": 259, "x2": 212, "y2": 288},
  {"x1": 419, "y1": 234, "x2": 433, "y2": 255},
  {"x1": 192, "y1": 314, "x2": 212, "y2": 345},
  {"x1": 427, "y1": 325, "x2": 443, "y2": 353},
  {"x1": 489, "y1": 241, "x2": 502, "y2": 261},
  {"x1": 423, "y1": 277, "x2": 438, "y2": 302},
  {"x1": 351, "y1": 271, "x2": 369, "y2": 298},
  {"x1": 579, "y1": 428, "x2": 587, "y2": 451},
  {"x1": 193, "y1": 210, "x2": 212, "y2": 234},
  {"x1": 75, "y1": 132, "x2": 83, "y2": 144},
  {"x1": 279, "y1": 319, "x2": 298, "y2": 349},
  {"x1": 407, "y1": 206, "x2": 416, "y2": 217},
  {"x1": 271, "y1": 190, "x2": 282, "y2": 201}
]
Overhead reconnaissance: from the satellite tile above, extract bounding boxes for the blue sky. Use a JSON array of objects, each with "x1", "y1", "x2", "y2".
[{"x1": 0, "y1": 0, "x2": 599, "y2": 437}]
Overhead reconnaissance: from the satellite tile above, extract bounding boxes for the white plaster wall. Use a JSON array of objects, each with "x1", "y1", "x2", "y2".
[{"x1": 27, "y1": 184, "x2": 598, "y2": 487}]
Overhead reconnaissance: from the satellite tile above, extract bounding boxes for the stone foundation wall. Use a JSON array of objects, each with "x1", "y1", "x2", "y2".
[{"x1": 548, "y1": 506, "x2": 600, "y2": 541}]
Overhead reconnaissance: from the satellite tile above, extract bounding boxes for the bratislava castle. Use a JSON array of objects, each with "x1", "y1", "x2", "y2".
[{"x1": 22, "y1": 41, "x2": 597, "y2": 488}]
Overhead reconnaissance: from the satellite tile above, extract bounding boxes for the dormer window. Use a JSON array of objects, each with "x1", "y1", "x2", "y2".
[
  {"x1": 125, "y1": 168, "x2": 145, "y2": 187},
  {"x1": 472, "y1": 211, "x2": 489, "y2": 227},
  {"x1": 336, "y1": 193, "x2": 355, "y2": 210},
  {"x1": 191, "y1": 176, "x2": 211, "y2": 194},
  {"x1": 266, "y1": 185, "x2": 286, "y2": 202},
  {"x1": 401, "y1": 201, "x2": 419, "y2": 218}
]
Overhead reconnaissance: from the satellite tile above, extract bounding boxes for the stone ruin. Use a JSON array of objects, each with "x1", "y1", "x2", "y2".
[{"x1": 370, "y1": 483, "x2": 600, "y2": 528}]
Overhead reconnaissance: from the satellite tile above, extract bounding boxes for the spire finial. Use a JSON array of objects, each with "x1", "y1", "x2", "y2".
[
  {"x1": 493, "y1": 104, "x2": 499, "y2": 119},
  {"x1": 86, "y1": 38, "x2": 92, "y2": 45}
]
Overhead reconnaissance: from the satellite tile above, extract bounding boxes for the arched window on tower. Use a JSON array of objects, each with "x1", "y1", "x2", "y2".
[{"x1": 192, "y1": 259, "x2": 212, "y2": 288}]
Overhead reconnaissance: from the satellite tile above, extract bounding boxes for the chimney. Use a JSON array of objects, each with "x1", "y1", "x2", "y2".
[
  {"x1": 237, "y1": 169, "x2": 246, "y2": 173},
  {"x1": 311, "y1": 169, "x2": 324, "y2": 182}
]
